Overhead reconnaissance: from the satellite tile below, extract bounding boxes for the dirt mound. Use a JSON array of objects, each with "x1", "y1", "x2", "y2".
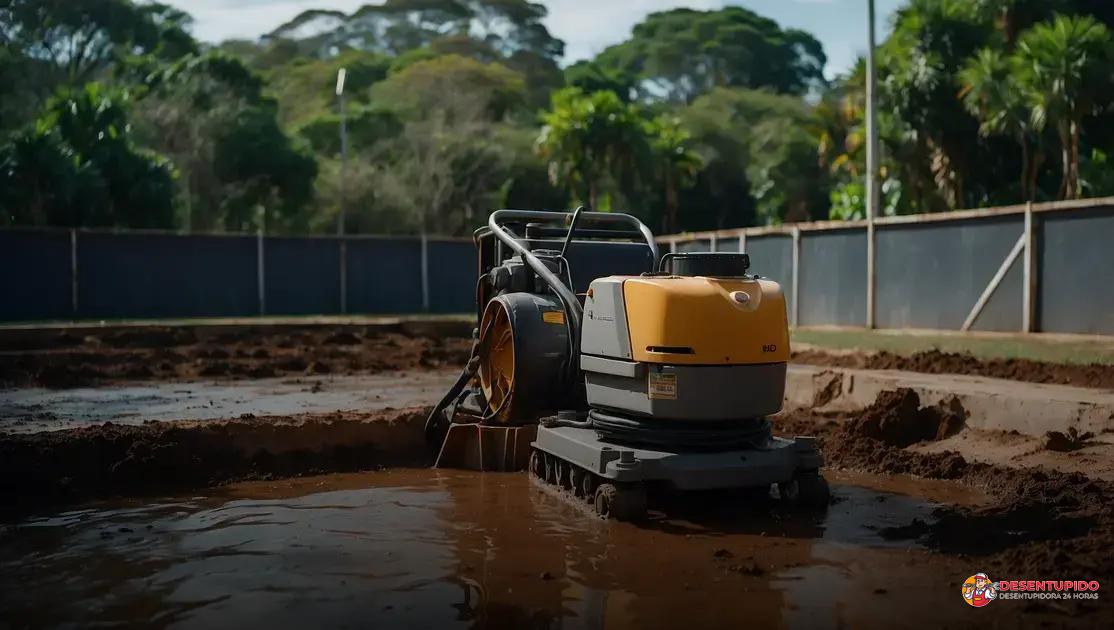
[
  {"x1": 0, "y1": 407, "x2": 432, "y2": 509},
  {"x1": 792, "y1": 348, "x2": 1114, "y2": 389},
  {"x1": 776, "y1": 394, "x2": 1114, "y2": 581},
  {"x1": 844, "y1": 388, "x2": 966, "y2": 448},
  {"x1": 0, "y1": 324, "x2": 471, "y2": 388}
]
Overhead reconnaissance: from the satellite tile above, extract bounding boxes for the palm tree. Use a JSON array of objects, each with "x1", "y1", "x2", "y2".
[
  {"x1": 959, "y1": 47, "x2": 1042, "y2": 200},
  {"x1": 648, "y1": 114, "x2": 701, "y2": 233},
  {"x1": 1015, "y1": 15, "x2": 1113, "y2": 199}
]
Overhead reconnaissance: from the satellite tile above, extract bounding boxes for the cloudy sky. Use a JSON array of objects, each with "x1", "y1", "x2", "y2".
[{"x1": 163, "y1": 0, "x2": 903, "y2": 79}]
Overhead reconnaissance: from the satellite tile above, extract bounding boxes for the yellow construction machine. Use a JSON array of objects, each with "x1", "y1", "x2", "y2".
[{"x1": 425, "y1": 208, "x2": 827, "y2": 520}]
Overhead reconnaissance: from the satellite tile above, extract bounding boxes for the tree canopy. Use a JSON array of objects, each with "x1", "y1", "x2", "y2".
[{"x1": 3, "y1": 0, "x2": 1114, "y2": 235}]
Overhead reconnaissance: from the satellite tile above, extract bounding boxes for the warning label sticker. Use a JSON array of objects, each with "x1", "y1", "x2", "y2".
[
  {"x1": 542, "y1": 310, "x2": 566, "y2": 325},
  {"x1": 648, "y1": 371, "x2": 677, "y2": 400}
]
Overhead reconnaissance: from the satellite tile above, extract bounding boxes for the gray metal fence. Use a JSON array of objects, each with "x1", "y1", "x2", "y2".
[
  {"x1": 0, "y1": 229, "x2": 476, "y2": 322},
  {"x1": 661, "y1": 197, "x2": 1114, "y2": 336},
  {"x1": 3, "y1": 198, "x2": 1113, "y2": 334}
]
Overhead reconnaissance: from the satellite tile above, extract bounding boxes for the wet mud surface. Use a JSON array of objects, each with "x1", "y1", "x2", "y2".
[
  {"x1": 0, "y1": 372, "x2": 455, "y2": 433},
  {"x1": 792, "y1": 348, "x2": 1114, "y2": 390},
  {"x1": 0, "y1": 408, "x2": 432, "y2": 508},
  {"x1": 0, "y1": 324, "x2": 471, "y2": 388},
  {"x1": 0, "y1": 469, "x2": 1080, "y2": 629}
]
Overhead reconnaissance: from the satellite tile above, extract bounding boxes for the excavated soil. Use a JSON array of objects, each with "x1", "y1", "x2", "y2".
[
  {"x1": 792, "y1": 348, "x2": 1114, "y2": 390},
  {"x1": 775, "y1": 390, "x2": 1114, "y2": 582},
  {"x1": 0, "y1": 324, "x2": 471, "y2": 388},
  {"x1": 0, "y1": 407, "x2": 432, "y2": 509}
]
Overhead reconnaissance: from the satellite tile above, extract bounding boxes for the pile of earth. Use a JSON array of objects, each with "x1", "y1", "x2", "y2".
[
  {"x1": 775, "y1": 390, "x2": 1114, "y2": 583},
  {"x1": 792, "y1": 348, "x2": 1114, "y2": 389}
]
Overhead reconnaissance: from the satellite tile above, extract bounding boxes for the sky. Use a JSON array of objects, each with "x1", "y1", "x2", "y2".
[{"x1": 164, "y1": 0, "x2": 904, "y2": 79}]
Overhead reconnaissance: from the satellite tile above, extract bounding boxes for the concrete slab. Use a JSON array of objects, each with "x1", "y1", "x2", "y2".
[{"x1": 786, "y1": 364, "x2": 1114, "y2": 436}]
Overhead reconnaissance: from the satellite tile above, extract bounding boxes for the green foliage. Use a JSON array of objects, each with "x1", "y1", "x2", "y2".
[
  {"x1": 370, "y1": 55, "x2": 526, "y2": 121},
  {"x1": 297, "y1": 106, "x2": 403, "y2": 156},
  {"x1": 133, "y1": 51, "x2": 317, "y2": 232},
  {"x1": 593, "y1": 7, "x2": 826, "y2": 103},
  {"x1": 0, "y1": 84, "x2": 175, "y2": 228},
  {"x1": 537, "y1": 88, "x2": 650, "y2": 210},
  {"x1": 264, "y1": 50, "x2": 393, "y2": 130},
  {"x1": 1014, "y1": 14, "x2": 1114, "y2": 198},
  {"x1": 680, "y1": 88, "x2": 826, "y2": 226}
]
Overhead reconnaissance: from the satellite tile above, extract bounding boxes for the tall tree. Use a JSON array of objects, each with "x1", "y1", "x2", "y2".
[
  {"x1": 1014, "y1": 15, "x2": 1114, "y2": 199},
  {"x1": 647, "y1": 115, "x2": 701, "y2": 233},
  {"x1": 592, "y1": 7, "x2": 826, "y2": 103},
  {"x1": 959, "y1": 48, "x2": 1043, "y2": 200},
  {"x1": 536, "y1": 88, "x2": 649, "y2": 210}
]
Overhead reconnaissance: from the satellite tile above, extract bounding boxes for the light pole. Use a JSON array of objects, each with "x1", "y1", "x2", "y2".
[
  {"x1": 865, "y1": 0, "x2": 878, "y2": 329},
  {"x1": 336, "y1": 67, "x2": 348, "y2": 236}
]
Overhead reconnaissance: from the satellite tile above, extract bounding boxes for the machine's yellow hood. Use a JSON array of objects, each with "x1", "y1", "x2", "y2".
[{"x1": 620, "y1": 276, "x2": 790, "y2": 365}]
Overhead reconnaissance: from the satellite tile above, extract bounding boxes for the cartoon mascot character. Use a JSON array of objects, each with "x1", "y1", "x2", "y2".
[{"x1": 962, "y1": 572, "x2": 998, "y2": 607}]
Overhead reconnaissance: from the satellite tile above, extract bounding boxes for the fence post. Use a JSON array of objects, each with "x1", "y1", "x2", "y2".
[
  {"x1": 709, "y1": 233, "x2": 717, "y2": 252},
  {"x1": 420, "y1": 233, "x2": 430, "y2": 312},
  {"x1": 738, "y1": 230, "x2": 747, "y2": 253},
  {"x1": 338, "y1": 239, "x2": 348, "y2": 315},
  {"x1": 791, "y1": 227, "x2": 800, "y2": 328},
  {"x1": 256, "y1": 229, "x2": 266, "y2": 316},
  {"x1": 1022, "y1": 201, "x2": 1036, "y2": 332},
  {"x1": 866, "y1": 221, "x2": 876, "y2": 329},
  {"x1": 70, "y1": 228, "x2": 78, "y2": 317}
]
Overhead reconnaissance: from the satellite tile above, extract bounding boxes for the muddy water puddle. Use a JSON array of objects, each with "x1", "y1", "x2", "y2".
[{"x1": 1, "y1": 469, "x2": 1004, "y2": 628}]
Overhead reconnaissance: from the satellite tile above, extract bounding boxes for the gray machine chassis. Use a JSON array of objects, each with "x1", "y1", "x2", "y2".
[{"x1": 532, "y1": 425, "x2": 822, "y2": 491}]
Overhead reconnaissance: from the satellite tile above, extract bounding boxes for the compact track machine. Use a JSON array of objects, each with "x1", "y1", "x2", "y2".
[{"x1": 426, "y1": 208, "x2": 828, "y2": 520}]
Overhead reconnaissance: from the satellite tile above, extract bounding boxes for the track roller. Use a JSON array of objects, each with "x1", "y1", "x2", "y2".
[{"x1": 593, "y1": 482, "x2": 647, "y2": 521}]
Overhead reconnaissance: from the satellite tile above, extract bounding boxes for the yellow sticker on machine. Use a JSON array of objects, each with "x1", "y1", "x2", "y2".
[
  {"x1": 647, "y1": 371, "x2": 677, "y2": 400},
  {"x1": 542, "y1": 310, "x2": 565, "y2": 325}
]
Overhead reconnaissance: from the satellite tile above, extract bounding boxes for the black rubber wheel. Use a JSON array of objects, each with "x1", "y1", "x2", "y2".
[
  {"x1": 594, "y1": 482, "x2": 647, "y2": 521},
  {"x1": 529, "y1": 450, "x2": 545, "y2": 479}
]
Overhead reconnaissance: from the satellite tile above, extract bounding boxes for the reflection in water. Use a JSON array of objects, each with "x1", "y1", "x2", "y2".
[{"x1": 0, "y1": 469, "x2": 989, "y2": 628}]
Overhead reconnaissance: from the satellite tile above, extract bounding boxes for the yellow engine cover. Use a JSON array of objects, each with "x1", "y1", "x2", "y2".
[{"x1": 621, "y1": 276, "x2": 790, "y2": 365}]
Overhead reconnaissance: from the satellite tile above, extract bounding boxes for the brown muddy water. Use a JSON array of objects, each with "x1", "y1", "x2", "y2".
[{"x1": 0, "y1": 469, "x2": 1058, "y2": 629}]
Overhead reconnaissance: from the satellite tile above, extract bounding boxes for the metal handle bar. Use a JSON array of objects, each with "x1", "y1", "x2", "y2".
[{"x1": 489, "y1": 209, "x2": 660, "y2": 265}]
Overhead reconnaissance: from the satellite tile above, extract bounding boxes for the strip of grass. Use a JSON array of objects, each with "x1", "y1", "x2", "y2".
[{"x1": 792, "y1": 328, "x2": 1114, "y2": 366}]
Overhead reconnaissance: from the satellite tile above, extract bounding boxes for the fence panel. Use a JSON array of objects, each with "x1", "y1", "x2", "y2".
[
  {"x1": 77, "y1": 231, "x2": 258, "y2": 319},
  {"x1": 264, "y1": 236, "x2": 342, "y2": 315},
  {"x1": 427, "y1": 240, "x2": 476, "y2": 314},
  {"x1": 745, "y1": 235, "x2": 794, "y2": 318},
  {"x1": 1039, "y1": 206, "x2": 1114, "y2": 335},
  {"x1": 677, "y1": 239, "x2": 711, "y2": 253},
  {"x1": 344, "y1": 237, "x2": 424, "y2": 314},
  {"x1": 875, "y1": 215, "x2": 1023, "y2": 331},
  {"x1": 798, "y1": 228, "x2": 867, "y2": 326},
  {"x1": 0, "y1": 230, "x2": 72, "y2": 322}
]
